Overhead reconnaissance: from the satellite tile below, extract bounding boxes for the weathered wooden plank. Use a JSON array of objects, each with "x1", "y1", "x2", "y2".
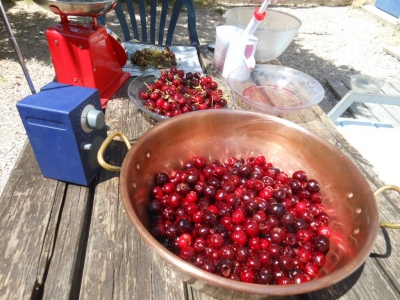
[
  {"x1": 379, "y1": 82, "x2": 400, "y2": 125},
  {"x1": 42, "y1": 184, "x2": 93, "y2": 299},
  {"x1": 381, "y1": 82, "x2": 400, "y2": 96},
  {"x1": 351, "y1": 103, "x2": 383, "y2": 122},
  {"x1": 316, "y1": 261, "x2": 400, "y2": 299},
  {"x1": 341, "y1": 80, "x2": 380, "y2": 122},
  {"x1": 189, "y1": 285, "x2": 299, "y2": 300},
  {"x1": 361, "y1": 101, "x2": 400, "y2": 125},
  {"x1": 343, "y1": 80, "x2": 400, "y2": 124},
  {"x1": 80, "y1": 80, "x2": 186, "y2": 299},
  {"x1": 0, "y1": 141, "x2": 65, "y2": 299},
  {"x1": 152, "y1": 252, "x2": 187, "y2": 300},
  {"x1": 79, "y1": 90, "x2": 148, "y2": 299},
  {"x1": 371, "y1": 225, "x2": 400, "y2": 291},
  {"x1": 380, "y1": 105, "x2": 400, "y2": 126},
  {"x1": 390, "y1": 82, "x2": 400, "y2": 93},
  {"x1": 121, "y1": 92, "x2": 187, "y2": 300},
  {"x1": 326, "y1": 78, "x2": 379, "y2": 122},
  {"x1": 326, "y1": 78, "x2": 349, "y2": 99}
]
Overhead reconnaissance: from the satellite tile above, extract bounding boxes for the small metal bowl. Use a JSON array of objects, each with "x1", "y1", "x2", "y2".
[
  {"x1": 128, "y1": 72, "x2": 235, "y2": 122},
  {"x1": 350, "y1": 75, "x2": 384, "y2": 94},
  {"x1": 33, "y1": 0, "x2": 116, "y2": 16}
]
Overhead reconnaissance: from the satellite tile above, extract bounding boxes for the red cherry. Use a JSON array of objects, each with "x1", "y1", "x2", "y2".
[
  {"x1": 140, "y1": 91, "x2": 149, "y2": 100},
  {"x1": 317, "y1": 225, "x2": 331, "y2": 238},
  {"x1": 292, "y1": 170, "x2": 307, "y2": 182},
  {"x1": 230, "y1": 230, "x2": 247, "y2": 246},
  {"x1": 147, "y1": 157, "x2": 331, "y2": 285},
  {"x1": 185, "y1": 191, "x2": 198, "y2": 203},
  {"x1": 232, "y1": 209, "x2": 245, "y2": 224},
  {"x1": 239, "y1": 269, "x2": 255, "y2": 283},
  {"x1": 297, "y1": 247, "x2": 312, "y2": 262},
  {"x1": 210, "y1": 233, "x2": 224, "y2": 249},
  {"x1": 178, "y1": 233, "x2": 193, "y2": 248},
  {"x1": 304, "y1": 262, "x2": 319, "y2": 278}
]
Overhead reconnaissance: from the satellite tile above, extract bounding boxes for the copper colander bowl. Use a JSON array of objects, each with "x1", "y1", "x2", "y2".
[{"x1": 117, "y1": 110, "x2": 380, "y2": 299}]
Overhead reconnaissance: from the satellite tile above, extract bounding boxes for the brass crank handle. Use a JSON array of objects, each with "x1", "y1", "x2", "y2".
[
  {"x1": 98, "y1": 132, "x2": 132, "y2": 172},
  {"x1": 374, "y1": 185, "x2": 400, "y2": 229}
]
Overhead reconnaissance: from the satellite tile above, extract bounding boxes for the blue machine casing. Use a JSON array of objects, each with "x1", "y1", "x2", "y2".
[{"x1": 16, "y1": 82, "x2": 108, "y2": 186}]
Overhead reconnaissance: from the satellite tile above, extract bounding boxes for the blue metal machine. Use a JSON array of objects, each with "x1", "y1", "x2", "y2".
[{"x1": 17, "y1": 82, "x2": 108, "y2": 186}]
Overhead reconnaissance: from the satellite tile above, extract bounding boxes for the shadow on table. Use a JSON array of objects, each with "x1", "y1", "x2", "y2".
[
  {"x1": 370, "y1": 227, "x2": 392, "y2": 258},
  {"x1": 299, "y1": 263, "x2": 366, "y2": 300}
]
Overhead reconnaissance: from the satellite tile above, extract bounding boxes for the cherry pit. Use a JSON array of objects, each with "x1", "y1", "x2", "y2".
[
  {"x1": 140, "y1": 67, "x2": 230, "y2": 117},
  {"x1": 147, "y1": 155, "x2": 331, "y2": 285}
]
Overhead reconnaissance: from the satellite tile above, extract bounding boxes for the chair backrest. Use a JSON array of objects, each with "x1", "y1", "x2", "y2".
[{"x1": 111, "y1": 0, "x2": 199, "y2": 47}]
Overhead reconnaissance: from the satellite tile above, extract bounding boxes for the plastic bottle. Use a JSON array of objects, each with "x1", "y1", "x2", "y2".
[{"x1": 222, "y1": 1, "x2": 270, "y2": 78}]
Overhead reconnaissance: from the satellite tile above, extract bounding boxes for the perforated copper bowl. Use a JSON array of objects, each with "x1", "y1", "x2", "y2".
[{"x1": 117, "y1": 109, "x2": 383, "y2": 299}]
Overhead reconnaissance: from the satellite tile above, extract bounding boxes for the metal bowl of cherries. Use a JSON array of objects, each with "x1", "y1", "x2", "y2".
[
  {"x1": 119, "y1": 109, "x2": 389, "y2": 298},
  {"x1": 128, "y1": 68, "x2": 235, "y2": 122}
]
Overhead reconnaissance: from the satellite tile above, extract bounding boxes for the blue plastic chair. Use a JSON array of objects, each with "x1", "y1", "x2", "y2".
[{"x1": 108, "y1": 0, "x2": 199, "y2": 47}]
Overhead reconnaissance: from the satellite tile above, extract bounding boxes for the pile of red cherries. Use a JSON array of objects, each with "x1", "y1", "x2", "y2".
[
  {"x1": 148, "y1": 155, "x2": 331, "y2": 285},
  {"x1": 139, "y1": 67, "x2": 229, "y2": 117}
]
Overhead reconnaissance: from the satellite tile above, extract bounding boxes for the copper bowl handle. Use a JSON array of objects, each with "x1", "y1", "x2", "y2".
[
  {"x1": 98, "y1": 132, "x2": 131, "y2": 172},
  {"x1": 374, "y1": 185, "x2": 400, "y2": 229}
]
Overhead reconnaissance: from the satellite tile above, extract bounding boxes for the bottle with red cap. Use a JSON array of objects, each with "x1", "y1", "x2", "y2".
[{"x1": 222, "y1": 0, "x2": 270, "y2": 79}]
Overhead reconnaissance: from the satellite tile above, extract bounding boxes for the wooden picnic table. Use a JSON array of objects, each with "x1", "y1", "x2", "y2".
[{"x1": 1, "y1": 45, "x2": 400, "y2": 300}]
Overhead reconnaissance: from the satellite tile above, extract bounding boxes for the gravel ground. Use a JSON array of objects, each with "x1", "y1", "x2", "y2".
[{"x1": 1, "y1": 1, "x2": 399, "y2": 195}]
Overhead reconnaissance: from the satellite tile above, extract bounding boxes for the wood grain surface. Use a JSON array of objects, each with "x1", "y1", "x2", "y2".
[
  {"x1": 0, "y1": 142, "x2": 65, "y2": 299},
  {"x1": 1, "y1": 46, "x2": 399, "y2": 300}
]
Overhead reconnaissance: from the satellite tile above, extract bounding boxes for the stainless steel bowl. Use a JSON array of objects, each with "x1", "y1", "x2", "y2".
[{"x1": 33, "y1": 0, "x2": 116, "y2": 16}]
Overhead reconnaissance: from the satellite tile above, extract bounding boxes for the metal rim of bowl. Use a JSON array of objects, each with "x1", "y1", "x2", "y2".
[
  {"x1": 34, "y1": 0, "x2": 116, "y2": 5},
  {"x1": 33, "y1": 0, "x2": 117, "y2": 16}
]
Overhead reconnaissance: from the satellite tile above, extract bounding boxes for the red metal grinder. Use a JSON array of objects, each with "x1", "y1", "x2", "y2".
[{"x1": 35, "y1": 0, "x2": 130, "y2": 108}]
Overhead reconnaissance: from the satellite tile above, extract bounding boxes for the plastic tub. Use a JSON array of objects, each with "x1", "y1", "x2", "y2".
[{"x1": 227, "y1": 64, "x2": 324, "y2": 116}]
